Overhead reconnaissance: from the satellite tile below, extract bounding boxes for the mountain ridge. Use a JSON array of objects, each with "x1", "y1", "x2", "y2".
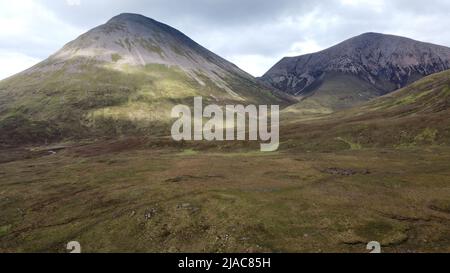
[{"x1": 260, "y1": 32, "x2": 450, "y2": 112}]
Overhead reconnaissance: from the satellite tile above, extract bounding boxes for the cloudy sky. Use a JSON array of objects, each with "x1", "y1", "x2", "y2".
[{"x1": 1, "y1": 0, "x2": 450, "y2": 79}]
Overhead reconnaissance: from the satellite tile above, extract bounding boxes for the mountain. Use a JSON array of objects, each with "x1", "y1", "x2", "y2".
[
  {"x1": 0, "y1": 13, "x2": 284, "y2": 145},
  {"x1": 260, "y1": 32, "x2": 450, "y2": 113},
  {"x1": 281, "y1": 69, "x2": 450, "y2": 151}
]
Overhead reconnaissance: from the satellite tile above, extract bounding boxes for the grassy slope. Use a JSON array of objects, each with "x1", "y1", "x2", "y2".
[
  {"x1": 0, "y1": 59, "x2": 284, "y2": 146},
  {"x1": 283, "y1": 72, "x2": 383, "y2": 116},
  {"x1": 281, "y1": 70, "x2": 450, "y2": 151}
]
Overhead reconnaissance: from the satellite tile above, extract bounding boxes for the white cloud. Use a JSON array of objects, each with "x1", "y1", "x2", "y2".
[
  {"x1": 0, "y1": 52, "x2": 40, "y2": 80},
  {"x1": 287, "y1": 40, "x2": 324, "y2": 57},
  {"x1": 0, "y1": 0, "x2": 84, "y2": 79},
  {"x1": 340, "y1": 0, "x2": 385, "y2": 12},
  {"x1": 0, "y1": 0, "x2": 450, "y2": 77},
  {"x1": 66, "y1": 0, "x2": 81, "y2": 6},
  {"x1": 227, "y1": 54, "x2": 284, "y2": 77}
]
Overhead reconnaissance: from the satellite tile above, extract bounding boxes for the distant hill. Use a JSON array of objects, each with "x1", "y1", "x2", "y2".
[
  {"x1": 260, "y1": 33, "x2": 450, "y2": 113},
  {"x1": 281, "y1": 69, "x2": 450, "y2": 151},
  {"x1": 0, "y1": 13, "x2": 285, "y2": 145}
]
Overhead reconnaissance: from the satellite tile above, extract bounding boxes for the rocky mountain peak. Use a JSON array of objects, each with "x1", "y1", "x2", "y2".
[
  {"x1": 261, "y1": 33, "x2": 450, "y2": 96},
  {"x1": 107, "y1": 12, "x2": 155, "y2": 23},
  {"x1": 25, "y1": 13, "x2": 253, "y2": 98}
]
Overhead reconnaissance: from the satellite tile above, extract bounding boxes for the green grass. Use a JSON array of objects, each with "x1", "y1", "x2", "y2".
[
  {"x1": 336, "y1": 137, "x2": 362, "y2": 150},
  {"x1": 111, "y1": 54, "x2": 122, "y2": 62},
  {"x1": 414, "y1": 128, "x2": 438, "y2": 144},
  {"x1": 0, "y1": 143, "x2": 449, "y2": 253},
  {"x1": 178, "y1": 149, "x2": 199, "y2": 156},
  {"x1": 0, "y1": 225, "x2": 12, "y2": 237}
]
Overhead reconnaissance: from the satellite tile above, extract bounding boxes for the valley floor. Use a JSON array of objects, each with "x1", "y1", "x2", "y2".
[{"x1": 0, "y1": 141, "x2": 449, "y2": 253}]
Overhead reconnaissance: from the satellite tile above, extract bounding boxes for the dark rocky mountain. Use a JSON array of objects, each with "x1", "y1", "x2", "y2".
[{"x1": 260, "y1": 33, "x2": 450, "y2": 112}]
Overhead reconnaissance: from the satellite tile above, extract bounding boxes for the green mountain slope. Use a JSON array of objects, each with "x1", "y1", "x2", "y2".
[
  {"x1": 281, "y1": 69, "x2": 450, "y2": 151},
  {"x1": 0, "y1": 13, "x2": 285, "y2": 145}
]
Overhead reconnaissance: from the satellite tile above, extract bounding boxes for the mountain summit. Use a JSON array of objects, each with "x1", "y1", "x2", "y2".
[
  {"x1": 260, "y1": 32, "x2": 450, "y2": 112},
  {"x1": 0, "y1": 13, "x2": 280, "y2": 145},
  {"x1": 50, "y1": 13, "x2": 252, "y2": 97}
]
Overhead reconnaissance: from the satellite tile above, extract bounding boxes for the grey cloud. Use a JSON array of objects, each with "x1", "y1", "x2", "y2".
[
  {"x1": 38, "y1": 0, "x2": 326, "y2": 28},
  {"x1": 3, "y1": 0, "x2": 450, "y2": 77}
]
